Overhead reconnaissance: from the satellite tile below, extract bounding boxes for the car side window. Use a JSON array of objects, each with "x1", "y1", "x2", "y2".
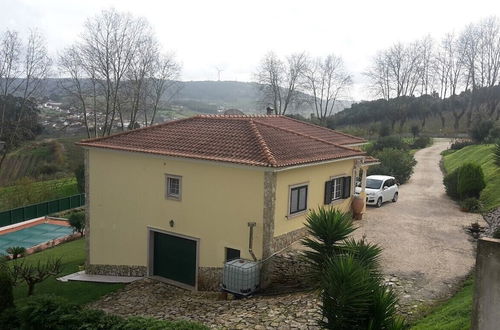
[
  {"x1": 388, "y1": 179, "x2": 394, "y2": 187},
  {"x1": 383, "y1": 180, "x2": 389, "y2": 188}
]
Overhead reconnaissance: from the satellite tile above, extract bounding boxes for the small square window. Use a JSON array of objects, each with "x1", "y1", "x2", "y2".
[
  {"x1": 225, "y1": 247, "x2": 240, "y2": 262},
  {"x1": 166, "y1": 175, "x2": 182, "y2": 200}
]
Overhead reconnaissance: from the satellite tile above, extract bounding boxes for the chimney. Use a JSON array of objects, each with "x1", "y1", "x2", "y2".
[{"x1": 266, "y1": 107, "x2": 274, "y2": 115}]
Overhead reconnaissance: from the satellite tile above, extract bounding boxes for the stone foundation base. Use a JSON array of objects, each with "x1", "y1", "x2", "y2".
[
  {"x1": 198, "y1": 267, "x2": 223, "y2": 291},
  {"x1": 86, "y1": 264, "x2": 147, "y2": 277},
  {"x1": 87, "y1": 264, "x2": 223, "y2": 291},
  {"x1": 272, "y1": 226, "x2": 308, "y2": 251}
]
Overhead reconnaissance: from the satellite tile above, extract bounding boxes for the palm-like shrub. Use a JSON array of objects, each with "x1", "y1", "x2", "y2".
[
  {"x1": 301, "y1": 207, "x2": 406, "y2": 329},
  {"x1": 0, "y1": 270, "x2": 14, "y2": 313},
  {"x1": 6, "y1": 246, "x2": 26, "y2": 259},
  {"x1": 302, "y1": 208, "x2": 355, "y2": 279}
]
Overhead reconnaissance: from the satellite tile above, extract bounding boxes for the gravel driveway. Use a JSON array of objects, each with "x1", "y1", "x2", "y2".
[{"x1": 352, "y1": 138, "x2": 482, "y2": 307}]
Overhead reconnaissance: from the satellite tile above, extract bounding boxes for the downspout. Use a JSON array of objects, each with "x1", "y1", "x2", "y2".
[{"x1": 248, "y1": 222, "x2": 257, "y2": 261}]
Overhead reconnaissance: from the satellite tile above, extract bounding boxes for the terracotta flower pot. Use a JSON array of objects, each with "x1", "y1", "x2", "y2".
[{"x1": 352, "y1": 196, "x2": 364, "y2": 220}]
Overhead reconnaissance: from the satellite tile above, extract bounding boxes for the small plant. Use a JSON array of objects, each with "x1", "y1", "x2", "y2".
[
  {"x1": 493, "y1": 227, "x2": 500, "y2": 239},
  {"x1": 68, "y1": 212, "x2": 85, "y2": 236},
  {"x1": 10, "y1": 257, "x2": 63, "y2": 296},
  {"x1": 6, "y1": 246, "x2": 26, "y2": 259},
  {"x1": 460, "y1": 197, "x2": 482, "y2": 213},
  {"x1": 0, "y1": 270, "x2": 14, "y2": 313}
]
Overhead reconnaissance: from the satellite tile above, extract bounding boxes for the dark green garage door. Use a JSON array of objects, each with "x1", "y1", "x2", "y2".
[{"x1": 152, "y1": 231, "x2": 197, "y2": 287}]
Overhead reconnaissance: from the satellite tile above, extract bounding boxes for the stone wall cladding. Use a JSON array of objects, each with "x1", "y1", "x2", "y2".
[
  {"x1": 87, "y1": 264, "x2": 147, "y2": 277},
  {"x1": 272, "y1": 226, "x2": 309, "y2": 252},
  {"x1": 198, "y1": 267, "x2": 223, "y2": 291},
  {"x1": 269, "y1": 250, "x2": 309, "y2": 288}
]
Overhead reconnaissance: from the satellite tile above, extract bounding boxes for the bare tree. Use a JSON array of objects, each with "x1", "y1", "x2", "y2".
[
  {"x1": 255, "y1": 51, "x2": 308, "y2": 115},
  {"x1": 59, "y1": 9, "x2": 181, "y2": 136},
  {"x1": 0, "y1": 30, "x2": 51, "y2": 172},
  {"x1": 0, "y1": 30, "x2": 22, "y2": 137},
  {"x1": 304, "y1": 54, "x2": 352, "y2": 123}
]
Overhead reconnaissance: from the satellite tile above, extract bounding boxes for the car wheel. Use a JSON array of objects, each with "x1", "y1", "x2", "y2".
[
  {"x1": 392, "y1": 192, "x2": 398, "y2": 202},
  {"x1": 376, "y1": 197, "x2": 383, "y2": 208}
]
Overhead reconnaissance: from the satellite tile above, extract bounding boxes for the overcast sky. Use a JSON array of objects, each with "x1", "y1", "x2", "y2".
[{"x1": 1, "y1": 0, "x2": 499, "y2": 100}]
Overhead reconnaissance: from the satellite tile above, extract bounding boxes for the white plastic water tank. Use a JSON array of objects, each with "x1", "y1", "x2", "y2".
[{"x1": 222, "y1": 258, "x2": 260, "y2": 295}]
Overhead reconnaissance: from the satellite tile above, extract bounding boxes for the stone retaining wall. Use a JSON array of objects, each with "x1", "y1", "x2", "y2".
[{"x1": 272, "y1": 226, "x2": 308, "y2": 251}]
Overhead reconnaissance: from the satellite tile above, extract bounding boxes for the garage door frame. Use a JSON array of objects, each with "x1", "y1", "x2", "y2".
[{"x1": 147, "y1": 226, "x2": 200, "y2": 290}]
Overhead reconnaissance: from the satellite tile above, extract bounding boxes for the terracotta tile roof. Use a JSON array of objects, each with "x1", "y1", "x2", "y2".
[
  {"x1": 362, "y1": 156, "x2": 380, "y2": 165},
  {"x1": 77, "y1": 115, "x2": 366, "y2": 168}
]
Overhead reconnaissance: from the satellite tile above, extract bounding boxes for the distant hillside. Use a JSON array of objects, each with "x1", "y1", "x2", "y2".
[{"x1": 37, "y1": 79, "x2": 352, "y2": 117}]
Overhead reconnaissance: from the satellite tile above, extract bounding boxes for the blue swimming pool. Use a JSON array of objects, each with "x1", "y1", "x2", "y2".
[{"x1": 0, "y1": 223, "x2": 74, "y2": 253}]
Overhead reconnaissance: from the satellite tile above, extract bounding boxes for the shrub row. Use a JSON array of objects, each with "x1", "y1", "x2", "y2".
[
  {"x1": 0, "y1": 295, "x2": 208, "y2": 330},
  {"x1": 450, "y1": 139, "x2": 475, "y2": 150}
]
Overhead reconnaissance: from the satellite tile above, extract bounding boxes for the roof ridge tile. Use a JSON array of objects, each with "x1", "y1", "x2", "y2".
[
  {"x1": 253, "y1": 120, "x2": 366, "y2": 154},
  {"x1": 248, "y1": 119, "x2": 277, "y2": 167}
]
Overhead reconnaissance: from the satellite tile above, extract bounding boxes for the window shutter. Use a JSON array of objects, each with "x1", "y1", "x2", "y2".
[
  {"x1": 324, "y1": 180, "x2": 333, "y2": 204},
  {"x1": 342, "y1": 176, "x2": 352, "y2": 199}
]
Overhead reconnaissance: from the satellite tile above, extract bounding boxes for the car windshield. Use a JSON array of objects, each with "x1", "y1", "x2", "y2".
[{"x1": 366, "y1": 179, "x2": 383, "y2": 189}]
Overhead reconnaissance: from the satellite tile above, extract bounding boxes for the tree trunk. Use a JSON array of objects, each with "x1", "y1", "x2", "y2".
[{"x1": 27, "y1": 283, "x2": 35, "y2": 296}]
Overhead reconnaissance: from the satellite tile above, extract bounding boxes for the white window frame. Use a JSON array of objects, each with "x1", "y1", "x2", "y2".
[
  {"x1": 288, "y1": 183, "x2": 309, "y2": 217},
  {"x1": 332, "y1": 177, "x2": 343, "y2": 201},
  {"x1": 165, "y1": 174, "x2": 182, "y2": 201}
]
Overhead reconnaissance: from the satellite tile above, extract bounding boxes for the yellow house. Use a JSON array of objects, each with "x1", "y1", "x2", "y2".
[{"x1": 78, "y1": 115, "x2": 376, "y2": 290}]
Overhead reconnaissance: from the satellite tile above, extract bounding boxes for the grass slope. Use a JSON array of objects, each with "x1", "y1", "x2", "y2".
[
  {"x1": 0, "y1": 177, "x2": 78, "y2": 211},
  {"x1": 11, "y1": 239, "x2": 123, "y2": 306},
  {"x1": 443, "y1": 144, "x2": 500, "y2": 211},
  {"x1": 411, "y1": 278, "x2": 474, "y2": 330}
]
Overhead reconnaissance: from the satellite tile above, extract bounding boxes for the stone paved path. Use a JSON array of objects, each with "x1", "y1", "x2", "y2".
[{"x1": 89, "y1": 279, "x2": 321, "y2": 329}]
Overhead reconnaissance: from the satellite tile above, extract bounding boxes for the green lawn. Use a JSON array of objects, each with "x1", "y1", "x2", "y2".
[
  {"x1": 411, "y1": 278, "x2": 474, "y2": 330},
  {"x1": 443, "y1": 144, "x2": 500, "y2": 211},
  {"x1": 10, "y1": 238, "x2": 124, "y2": 306}
]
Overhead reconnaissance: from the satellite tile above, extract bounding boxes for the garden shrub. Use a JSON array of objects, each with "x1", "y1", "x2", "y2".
[
  {"x1": 470, "y1": 120, "x2": 494, "y2": 143},
  {"x1": 443, "y1": 169, "x2": 460, "y2": 200},
  {"x1": 19, "y1": 294, "x2": 77, "y2": 330},
  {"x1": 0, "y1": 270, "x2": 14, "y2": 313},
  {"x1": 487, "y1": 126, "x2": 500, "y2": 143},
  {"x1": 6, "y1": 246, "x2": 26, "y2": 259},
  {"x1": 371, "y1": 136, "x2": 408, "y2": 153},
  {"x1": 457, "y1": 163, "x2": 485, "y2": 199},
  {"x1": 460, "y1": 197, "x2": 482, "y2": 212},
  {"x1": 450, "y1": 139, "x2": 474, "y2": 150},
  {"x1": 68, "y1": 211, "x2": 86, "y2": 236},
  {"x1": 493, "y1": 227, "x2": 500, "y2": 239},
  {"x1": 411, "y1": 136, "x2": 431, "y2": 149},
  {"x1": 368, "y1": 148, "x2": 416, "y2": 184}
]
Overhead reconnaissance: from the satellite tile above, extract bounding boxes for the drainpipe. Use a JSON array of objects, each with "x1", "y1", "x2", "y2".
[{"x1": 247, "y1": 222, "x2": 257, "y2": 261}]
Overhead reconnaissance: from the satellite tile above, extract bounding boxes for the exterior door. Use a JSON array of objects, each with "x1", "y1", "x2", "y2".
[{"x1": 152, "y1": 231, "x2": 197, "y2": 288}]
